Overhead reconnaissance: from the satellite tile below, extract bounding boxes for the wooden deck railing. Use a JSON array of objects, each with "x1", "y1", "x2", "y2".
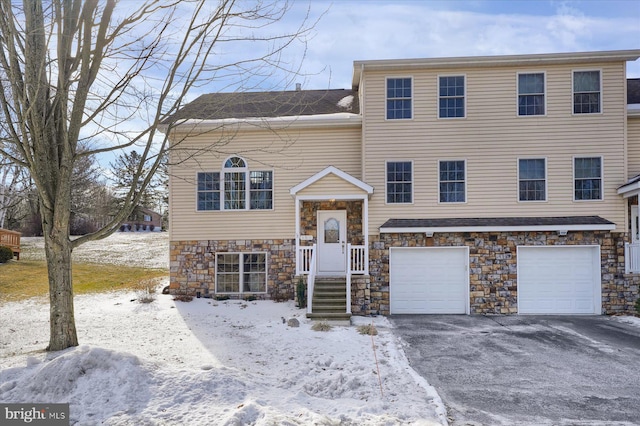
[{"x1": 0, "y1": 228, "x2": 21, "y2": 260}]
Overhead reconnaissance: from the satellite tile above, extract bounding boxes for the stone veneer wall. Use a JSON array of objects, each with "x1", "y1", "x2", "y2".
[
  {"x1": 300, "y1": 201, "x2": 364, "y2": 246},
  {"x1": 170, "y1": 239, "x2": 296, "y2": 299},
  {"x1": 368, "y1": 231, "x2": 639, "y2": 316}
]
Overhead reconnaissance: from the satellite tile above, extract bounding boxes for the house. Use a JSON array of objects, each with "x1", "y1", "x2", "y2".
[
  {"x1": 120, "y1": 206, "x2": 162, "y2": 232},
  {"x1": 164, "y1": 50, "x2": 640, "y2": 317}
]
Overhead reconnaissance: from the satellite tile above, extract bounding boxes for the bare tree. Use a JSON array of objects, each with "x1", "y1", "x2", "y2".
[{"x1": 0, "y1": 0, "x2": 313, "y2": 350}]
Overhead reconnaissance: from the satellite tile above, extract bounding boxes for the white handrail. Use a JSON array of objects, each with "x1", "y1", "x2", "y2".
[
  {"x1": 625, "y1": 242, "x2": 640, "y2": 274},
  {"x1": 307, "y1": 244, "x2": 317, "y2": 315},
  {"x1": 346, "y1": 244, "x2": 352, "y2": 314},
  {"x1": 348, "y1": 245, "x2": 367, "y2": 274}
]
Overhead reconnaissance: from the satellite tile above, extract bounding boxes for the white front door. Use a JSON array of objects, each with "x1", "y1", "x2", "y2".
[{"x1": 317, "y1": 210, "x2": 347, "y2": 275}]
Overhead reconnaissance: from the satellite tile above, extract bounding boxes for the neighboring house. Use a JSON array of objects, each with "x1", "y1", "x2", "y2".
[
  {"x1": 164, "y1": 50, "x2": 640, "y2": 317},
  {"x1": 121, "y1": 206, "x2": 162, "y2": 231}
]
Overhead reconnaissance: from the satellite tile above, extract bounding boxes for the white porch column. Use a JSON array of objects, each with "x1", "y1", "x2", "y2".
[{"x1": 295, "y1": 197, "x2": 301, "y2": 275}]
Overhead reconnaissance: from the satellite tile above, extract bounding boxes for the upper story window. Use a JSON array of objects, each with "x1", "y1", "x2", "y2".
[
  {"x1": 439, "y1": 76, "x2": 465, "y2": 118},
  {"x1": 518, "y1": 73, "x2": 545, "y2": 116},
  {"x1": 518, "y1": 158, "x2": 546, "y2": 201},
  {"x1": 574, "y1": 157, "x2": 602, "y2": 201},
  {"x1": 197, "y1": 172, "x2": 221, "y2": 211},
  {"x1": 386, "y1": 161, "x2": 412, "y2": 203},
  {"x1": 573, "y1": 71, "x2": 601, "y2": 114},
  {"x1": 439, "y1": 160, "x2": 466, "y2": 203},
  {"x1": 197, "y1": 156, "x2": 273, "y2": 211},
  {"x1": 386, "y1": 78, "x2": 412, "y2": 120}
]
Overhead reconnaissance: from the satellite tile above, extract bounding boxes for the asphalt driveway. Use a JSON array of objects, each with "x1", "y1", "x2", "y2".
[{"x1": 390, "y1": 315, "x2": 640, "y2": 426}]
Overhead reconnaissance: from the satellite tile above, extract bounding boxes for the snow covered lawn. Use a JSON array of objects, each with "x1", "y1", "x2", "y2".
[{"x1": 0, "y1": 232, "x2": 447, "y2": 425}]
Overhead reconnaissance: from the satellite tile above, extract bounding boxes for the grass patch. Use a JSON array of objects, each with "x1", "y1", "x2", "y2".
[
  {"x1": 357, "y1": 324, "x2": 378, "y2": 335},
  {"x1": 0, "y1": 260, "x2": 166, "y2": 303},
  {"x1": 311, "y1": 321, "x2": 333, "y2": 332}
]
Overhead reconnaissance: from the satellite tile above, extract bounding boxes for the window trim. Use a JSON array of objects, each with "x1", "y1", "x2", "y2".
[
  {"x1": 572, "y1": 69, "x2": 602, "y2": 115},
  {"x1": 385, "y1": 76, "x2": 413, "y2": 121},
  {"x1": 385, "y1": 160, "x2": 414, "y2": 205},
  {"x1": 195, "y1": 156, "x2": 274, "y2": 212},
  {"x1": 438, "y1": 74, "x2": 466, "y2": 119},
  {"x1": 517, "y1": 157, "x2": 548, "y2": 202},
  {"x1": 195, "y1": 171, "x2": 221, "y2": 212},
  {"x1": 215, "y1": 252, "x2": 268, "y2": 294},
  {"x1": 517, "y1": 71, "x2": 546, "y2": 117},
  {"x1": 438, "y1": 159, "x2": 467, "y2": 204},
  {"x1": 573, "y1": 156, "x2": 604, "y2": 202}
]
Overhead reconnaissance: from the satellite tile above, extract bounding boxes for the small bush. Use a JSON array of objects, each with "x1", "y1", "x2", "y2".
[
  {"x1": 244, "y1": 295, "x2": 257, "y2": 301},
  {"x1": 135, "y1": 278, "x2": 158, "y2": 303},
  {"x1": 635, "y1": 296, "x2": 640, "y2": 315},
  {"x1": 215, "y1": 295, "x2": 230, "y2": 301},
  {"x1": 0, "y1": 246, "x2": 13, "y2": 263},
  {"x1": 296, "y1": 278, "x2": 306, "y2": 309},
  {"x1": 174, "y1": 294, "x2": 193, "y2": 302},
  {"x1": 311, "y1": 321, "x2": 333, "y2": 332},
  {"x1": 357, "y1": 324, "x2": 378, "y2": 336}
]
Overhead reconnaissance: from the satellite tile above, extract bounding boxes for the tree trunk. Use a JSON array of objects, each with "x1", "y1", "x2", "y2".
[{"x1": 43, "y1": 218, "x2": 78, "y2": 351}]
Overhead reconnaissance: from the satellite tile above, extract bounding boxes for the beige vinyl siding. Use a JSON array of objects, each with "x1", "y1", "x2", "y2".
[
  {"x1": 297, "y1": 173, "x2": 368, "y2": 197},
  {"x1": 628, "y1": 116, "x2": 640, "y2": 179},
  {"x1": 169, "y1": 126, "x2": 361, "y2": 240},
  {"x1": 363, "y1": 62, "x2": 628, "y2": 234}
]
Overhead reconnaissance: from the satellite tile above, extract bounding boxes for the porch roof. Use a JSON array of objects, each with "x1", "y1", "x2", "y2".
[
  {"x1": 380, "y1": 216, "x2": 615, "y2": 233},
  {"x1": 290, "y1": 166, "x2": 374, "y2": 197},
  {"x1": 618, "y1": 175, "x2": 640, "y2": 198}
]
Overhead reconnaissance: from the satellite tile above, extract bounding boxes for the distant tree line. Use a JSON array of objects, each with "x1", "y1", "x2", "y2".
[{"x1": 0, "y1": 148, "x2": 168, "y2": 235}]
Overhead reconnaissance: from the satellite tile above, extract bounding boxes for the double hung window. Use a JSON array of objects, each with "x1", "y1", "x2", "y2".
[
  {"x1": 518, "y1": 159, "x2": 546, "y2": 201},
  {"x1": 216, "y1": 253, "x2": 267, "y2": 293},
  {"x1": 573, "y1": 71, "x2": 601, "y2": 114},
  {"x1": 518, "y1": 73, "x2": 545, "y2": 116},
  {"x1": 386, "y1": 78, "x2": 412, "y2": 119},
  {"x1": 574, "y1": 157, "x2": 602, "y2": 200},
  {"x1": 439, "y1": 76, "x2": 465, "y2": 118},
  {"x1": 439, "y1": 160, "x2": 466, "y2": 203},
  {"x1": 386, "y1": 161, "x2": 412, "y2": 203}
]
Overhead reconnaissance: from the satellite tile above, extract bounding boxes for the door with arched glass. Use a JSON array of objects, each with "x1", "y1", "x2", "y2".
[{"x1": 317, "y1": 210, "x2": 347, "y2": 275}]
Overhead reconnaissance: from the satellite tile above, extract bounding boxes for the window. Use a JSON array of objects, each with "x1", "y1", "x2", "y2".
[
  {"x1": 250, "y1": 171, "x2": 273, "y2": 209},
  {"x1": 518, "y1": 159, "x2": 546, "y2": 201},
  {"x1": 197, "y1": 172, "x2": 220, "y2": 211},
  {"x1": 197, "y1": 156, "x2": 273, "y2": 211},
  {"x1": 574, "y1": 157, "x2": 602, "y2": 200},
  {"x1": 386, "y1": 78, "x2": 412, "y2": 119},
  {"x1": 143, "y1": 214, "x2": 152, "y2": 222},
  {"x1": 573, "y1": 71, "x2": 601, "y2": 114},
  {"x1": 386, "y1": 161, "x2": 412, "y2": 203},
  {"x1": 439, "y1": 160, "x2": 465, "y2": 203},
  {"x1": 439, "y1": 76, "x2": 465, "y2": 118},
  {"x1": 518, "y1": 73, "x2": 545, "y2": 116},
  {"x1": 216, "y1": 253, "x2": 267, "y2": 293}
]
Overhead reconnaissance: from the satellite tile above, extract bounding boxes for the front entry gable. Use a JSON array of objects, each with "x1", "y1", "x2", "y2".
[{"x1": 290, "y1": 166, "x2": 373, "y2": 198}]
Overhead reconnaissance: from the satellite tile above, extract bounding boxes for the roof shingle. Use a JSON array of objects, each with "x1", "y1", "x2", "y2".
[{"x1": 165, "y1": 89, "x2": 358, "y2": 123}]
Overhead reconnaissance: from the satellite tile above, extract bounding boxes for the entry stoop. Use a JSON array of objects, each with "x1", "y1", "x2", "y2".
[{"x1": 307, "y1": 277, "x2": 351, "y2": 325}]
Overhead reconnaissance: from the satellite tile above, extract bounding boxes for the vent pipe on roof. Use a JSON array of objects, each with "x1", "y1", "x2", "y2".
[{"x1": 295, "y1": 83, "x2": 301, "y2": 91}]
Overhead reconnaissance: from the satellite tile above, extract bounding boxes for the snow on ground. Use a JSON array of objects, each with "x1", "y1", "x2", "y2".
[{"x1": 0, "y1": 232, "x2": 447, "y2": 425}]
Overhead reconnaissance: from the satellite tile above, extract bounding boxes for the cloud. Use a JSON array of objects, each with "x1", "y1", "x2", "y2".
[{"x1": 290, "y1": 1, "x2": 640, "y2": 89}]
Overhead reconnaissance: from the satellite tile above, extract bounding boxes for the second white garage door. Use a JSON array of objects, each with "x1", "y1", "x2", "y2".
[
  {"x1": 390, "y1": 247, "x2": 468, "y2": 314},
  {"x1": 518, "y1": 246, "x2": 601, "y2": 314}
]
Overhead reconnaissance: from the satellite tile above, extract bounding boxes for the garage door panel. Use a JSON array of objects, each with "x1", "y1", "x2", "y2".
[
  {"x1": 518, "y1": 246, "x2": 600, "y2": 315},
  {"x1": 390, "y1": 248, "x2": 468, "y2": 314}
]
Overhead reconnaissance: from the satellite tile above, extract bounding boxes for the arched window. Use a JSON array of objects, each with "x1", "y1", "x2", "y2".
[
  {"x1": 197, "y1": 156, "x2": 272, "y2": 211},
  {"x1": 223, "y1": 156, "x2": 248, "y2": 210}
]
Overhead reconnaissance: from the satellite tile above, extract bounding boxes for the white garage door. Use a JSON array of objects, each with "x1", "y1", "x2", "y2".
[
  {"x1": 390, "y1": 247, "x2": 468, "y2": 314},
  {"x1": 518, "y1": 246, "x2": 601, "y2": 314}
]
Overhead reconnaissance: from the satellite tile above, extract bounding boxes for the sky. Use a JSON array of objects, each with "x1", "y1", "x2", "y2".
[{"x1": 261, "y1": 0, "x2": 640, "y2": 92}]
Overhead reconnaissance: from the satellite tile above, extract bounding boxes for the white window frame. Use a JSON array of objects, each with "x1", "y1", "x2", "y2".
[
  {"x1": 215, "y1": 252, "x2": 268, "y2": 294},
  {"x1": 438, "y1": 159, "x2": 467, "y2": 204},
  {"x1": 517, "y1": 158, "x2": 547, "y2": 202},
  {"x1": 195, "y1": 171, "x2": 221, "y2": 212},
  {"x1": 385, "y1": 160, "x2": 414, "y2": 204},
  {"x1": 572, "y1": 69, "x2": 602, "y2": 115},
  {"x1": 385, "y1": 76, "x2": 413, "y2": 120},
  {"x1": 517, "y1": 72, "x2": 546, "y2": 117},
  {"x1": 196, "y1": 156, "x2": 274, "y2": 212},
  {"x1": 573, "y1": 156, "x2": 604, "y2": 202},
  {"x1": 438, "y1": 74, "x2": 466, "y2": 119}
]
